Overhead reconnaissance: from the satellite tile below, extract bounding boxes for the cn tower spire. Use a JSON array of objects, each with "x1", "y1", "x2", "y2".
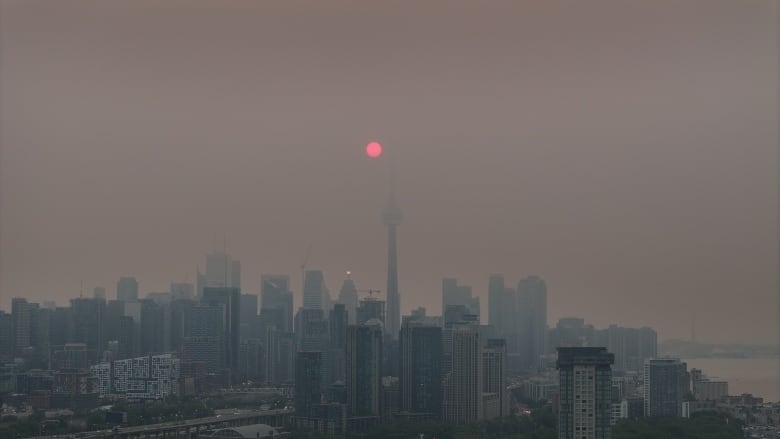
[{"x1": 382, "y1": 148, "x2": 402, "y2": 340}]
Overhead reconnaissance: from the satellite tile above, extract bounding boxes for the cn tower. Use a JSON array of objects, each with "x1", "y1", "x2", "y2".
[
  {"x1": 383, "y1": 182, "x2": 402, "y2": 340},
  {"x1": 367, "y1": 141, "x2": 401, "y2": 340}
]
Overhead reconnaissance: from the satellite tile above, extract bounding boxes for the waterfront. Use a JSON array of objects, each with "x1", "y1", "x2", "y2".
[{"x1": 683, "y1": 358, "x2": 779, "y2": 402}]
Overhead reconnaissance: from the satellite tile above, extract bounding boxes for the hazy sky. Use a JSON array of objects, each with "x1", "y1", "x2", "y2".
[{"x1": 0, "y1": 1, "x2": 777, "y2": 344}]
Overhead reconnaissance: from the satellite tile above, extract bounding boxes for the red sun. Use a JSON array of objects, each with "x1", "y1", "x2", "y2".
[{"x1": 366, "y1": 141, "x2": 382, "y2": 158}]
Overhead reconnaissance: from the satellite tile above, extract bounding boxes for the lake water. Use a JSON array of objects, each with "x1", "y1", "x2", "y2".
[{"x1": 683, "y1": 358, "x2": 779, "y2": 402}]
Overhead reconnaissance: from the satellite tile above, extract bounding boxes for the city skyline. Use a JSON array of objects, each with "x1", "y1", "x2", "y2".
[{"x1": 1, "y1": 0, "x2": 777, "y2": 347}]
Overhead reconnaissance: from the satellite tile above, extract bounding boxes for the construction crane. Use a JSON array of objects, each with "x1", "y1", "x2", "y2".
[{"x1": 357, "y1": 289, "x2": 382, "y2": 300}]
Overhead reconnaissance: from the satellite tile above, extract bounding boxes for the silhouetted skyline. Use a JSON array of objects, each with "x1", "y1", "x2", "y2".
[{"x1": 0, "y1": 1, "x2": 777, "y2": 345}]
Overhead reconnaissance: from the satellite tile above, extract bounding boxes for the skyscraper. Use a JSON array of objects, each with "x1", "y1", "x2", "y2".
[
  {"x1": 487, "y1": 274, "x2": 506, "y2": 332},
  {"x1": 483, "y1": 339, "x2": 508, "y2": 418},
  {"x1": 383, "y1": 188, "x2": 402, "y2": 341},
  {"x1": 442, "y1": 278, "x2": 480, "y2": 319},
  {"x1": 239, "y1": 294, "x2": 258, "y2": 342},
  {"x1": 204, "y1": 251, "x2": 240, "y2": 289},
  {"x1": 337, "y1": 277, "x2": 359, "y2": 325},
  {"x1": 11, "y1": 298, "x2": 33, "y2": 355},
  {"x1": 399, "y1": 321, "x2": 442, "y2": 417},
  {"x1": 116, "y1": 277, "x2": 139, "y2": 302},
  {"x1": 184, "y1": 304, "x2": 224, "y2": 371},
  {"x1": 329, "y1": 304, "x2": 349, "y2": 383},
  {"x1": 346, "y1": 324, "x2": 383, "y2": 417},
  {"x1": 643, "y1": 358, "x2": 688, "y2": 417},
  {"x1": 139, "y1": 299, "x2": 166, "y2": 354},
  {"x1": 201, "y1": 287, "x2": 241, "y2": 375},
  {"x1": 557, "y1": 347, "x2": 615, "y2": 439},
  {"x1": 442, "y1": 325, "x2": 483, "y2": 424},
  {"x1": 303, "y1": 270, "x2": 326, "y2": 310},
  {"x1": 516, "y1": 276, "x2": 547, "y2": 371},
  {"x1": 70, "y1": 297, "x2": 106, "y2": 362},
  {"x1": 295, "y1": 351, "x2": 323, "y2": 419},
  {"x1": 260, "y1": 275, "x2": 293, "y2": 332},
  {"x1": 356, "y1": 298, "x2": 385, "y2": 326}
]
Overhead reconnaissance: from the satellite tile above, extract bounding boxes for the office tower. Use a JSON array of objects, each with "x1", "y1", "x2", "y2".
[
  {"x1": 516, "y1": 276, "x2": 547, "y2": 371},
  {"x1": 594, "y1": 325, "x2": 658, "y2": 372},
  {"x1": 116, "y1": 277, "x2": 139, "y2": 302},
  {"x1": 70, "y1": 297, "x2": 106, "y2": 361},
  {"x1": 442, "y1": 325, "x2": 482, "y2": 424},
  {"x1": 50, "y1": 307, "x2": 72, "y2": 351},
  {"x1": 196, "y1": 269, "x2": 206, "y2": 298},
  {"x1": 240, "y1": 294, "x2": 259, "y2": 342},
  {"x1": 93, "y1": 287, "x2": 106, "y2": 300},
  {"x1": 356, "y1": 298, "x2": 385, "y2": 326},
  {"x1": 444, "y1": 304, "x2": 479, "y2": 327},
  {"x1": 557, "y1": 347, "x2": 615, "y2": 439},
  {"x1": 295, "y1": 308, "x2": 329, "y2": 352},
  {"x1": 346, "y1": 324, "x2": 383, "y2": 417},
  {"x1": 399, "y1": 322, "x2": 442, "y2": 417},
  {"x1": 31, "y1": 306, "x2": 51, "y2": 367},
  {"x1": 337, "y1": 277, "x2": 359, "y2": 325},
  {"x1": 169, "y1": 299, "x2": 195, "y2": 352},
  {"x1": 260, "y1": 275, "x2": 293, "y2": 332},
  {"x1": 201, "y1": 287, "x2": 241, "y2": 374},
  {"x1": 644, "y1": 358, "x2": 688, "y2": 417},
  {"x1": 442, "y1": 278, "x2": 480, "y2": 319},
  {"x1": 0, "y1": 311, "x2": 13, "y2": 360},
  {"x1": 265, "y1": 327, "x2": 295, "y2": 385},
  {"x1": 487, "y1": 274, "x2": 505, "y2": 332},
  {"x1": 231, "y1": 260, "x2": 241, "y2": 289},
  {"x1": 170, "y1": 282, "x2": 195, "y2": 300},
  {"x1": 329, "y1": 304, "x2": 348, "y2": 383},
  {"x1": 205, "y1": 251, "x2": 235, "y2": 288},
  {"x1": 303, "y1": 270, "x2": 326, "y2": 310},
  {"x1": 238, "y1": 338, "x2": 264, "y2": 383},
  {"x1": 184, "y1": 304, "x2": 224, "y2": 371},
  {"x1": 12, "y1": 298, "x2": 33, "y2": 355},
  {"x1": 140, "y1": 299, "x2": 166, "y2": 354},
  {"x1": 105, "y1": 300, "x2": 130, "y2": 358},
  {"x1": 295, "y1": 351, "x2": 323, "y2": 419},
  {"x1": 483, "y1": 339, "x2": 508, "y2": 418},
  {"x1": 383, "y1": 183, "x2": 402, "y2": 341}
]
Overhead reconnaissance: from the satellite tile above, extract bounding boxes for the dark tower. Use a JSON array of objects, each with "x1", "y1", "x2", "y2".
[{"x1": 383, "y1": 188, "x2": 402, "y2": 341}]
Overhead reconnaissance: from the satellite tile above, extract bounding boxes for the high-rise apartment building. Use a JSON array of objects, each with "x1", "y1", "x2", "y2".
[
  {"x1": 442, "y1": 325, "x2": 482, "y2": 424},
  {"x1": 483, "y1": 339, "x2": 508, "y2": 418},
  {"x1": 346, "y1": 324, "x2": 383, "y2": 417},
  {"x1": 399, "y1": 321, "x2": 442, "y2": 417},
  {"x1": 557, "y1": 347, "x2": 615, "y2": 439}
]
